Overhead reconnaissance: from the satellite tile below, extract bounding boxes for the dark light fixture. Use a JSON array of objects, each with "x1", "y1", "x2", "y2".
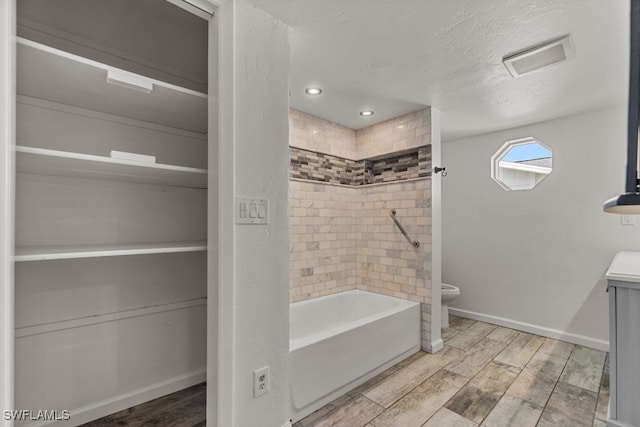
[{"x1": 603, "y1": 0, "x2": 640, "y2": 213}]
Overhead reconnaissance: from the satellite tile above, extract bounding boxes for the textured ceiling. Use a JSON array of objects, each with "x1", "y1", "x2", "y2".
[{"x1": 248, "y1": 0, "x2": 629, "y2": 141}]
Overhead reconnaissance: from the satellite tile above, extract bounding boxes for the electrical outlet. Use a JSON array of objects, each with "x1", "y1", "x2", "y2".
[
  {"x1": 253, "y1": 366, "x2": 270, "y2": 398},
  {"x1": 622, "y1": 215, "x2": 636, "y2": 225}
]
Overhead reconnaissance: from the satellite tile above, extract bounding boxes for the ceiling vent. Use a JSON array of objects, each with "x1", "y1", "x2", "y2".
[{"x1": 503, "y1": 35, "x2": 575, "y2": 78}]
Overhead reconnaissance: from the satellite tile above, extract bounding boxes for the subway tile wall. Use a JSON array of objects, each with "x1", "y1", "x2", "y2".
[
  {"x1": 357, "y1": 179, "x2": 432, "y2": 349},
  {"x1": 290, "y1": 108, "x2": 432, "y2": 161},
  {"x1": 356, "y1": 108, "x2": 432, "y2": 159},
  {"x1": 290, "y1": 181, "x2": 358, "y2": 301},
  {"x1": 290, "y1": 109, "x2": 357, "y2": 160}
]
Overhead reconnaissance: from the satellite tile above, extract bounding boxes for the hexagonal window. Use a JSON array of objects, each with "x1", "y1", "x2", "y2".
[{"x1": 491, "y1": 138, "x2": 552, "y2": 191}]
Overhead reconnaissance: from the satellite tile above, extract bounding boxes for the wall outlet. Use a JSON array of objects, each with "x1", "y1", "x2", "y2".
[
  {"x1": 253, "y1": 366, "x2": 270, "y2": 398},
  {"x1": 622, "y1": 215, "x2": 635, "y2": 225}
]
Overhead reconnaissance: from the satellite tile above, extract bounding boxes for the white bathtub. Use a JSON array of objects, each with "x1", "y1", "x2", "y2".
[{"x1": 289, "y1": 290, "x2": 421, "y2": 422}]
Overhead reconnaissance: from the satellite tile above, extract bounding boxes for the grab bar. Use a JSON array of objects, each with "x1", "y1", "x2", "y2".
[{"x1": 389, "y1": 209, "x2": 420, "y2": 248}]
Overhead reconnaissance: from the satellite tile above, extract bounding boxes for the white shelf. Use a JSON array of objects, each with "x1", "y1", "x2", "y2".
[
  {"x1": 16, "y1": 38, "x2": 208, "y2": 133},
  {"x1": 15, "y1": 241, "x2": 207, "y2": 262},
  {"x1": 15, "y1": 298, "x2": 207, "y2": 338},
  {"x1": 16, "y1": 146, "x2": 207, "y2": 188}
]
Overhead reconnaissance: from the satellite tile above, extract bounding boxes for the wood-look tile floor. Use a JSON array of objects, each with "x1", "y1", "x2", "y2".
[
  {"x1": 80, "y1": 383, "x2": 205, "y2": 427},
  {"x1": 295, "y1": 316, "x2": 609, "y2": 427}
]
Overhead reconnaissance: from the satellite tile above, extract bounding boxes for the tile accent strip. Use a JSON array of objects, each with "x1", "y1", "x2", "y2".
[
  {"x1": 290, "y1": 147, "x2": 364, "y2": 185},
  {"x1": 290, "y1": 146, "x2": 431, "y2": 186}
]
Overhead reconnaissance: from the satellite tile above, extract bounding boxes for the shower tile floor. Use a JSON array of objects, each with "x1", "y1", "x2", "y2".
[{"x1": 294, "y1": 315, "x2": 609, "y2": 427}]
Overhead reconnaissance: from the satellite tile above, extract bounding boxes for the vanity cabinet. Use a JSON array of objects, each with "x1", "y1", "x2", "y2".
[{"x1": 605, "y1": 251, "x2": 640, "y2": 427}]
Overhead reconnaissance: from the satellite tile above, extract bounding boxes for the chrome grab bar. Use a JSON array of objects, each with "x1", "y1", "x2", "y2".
[{"x1": 389, "y1": 209, "x2": 420, "y2": 248}]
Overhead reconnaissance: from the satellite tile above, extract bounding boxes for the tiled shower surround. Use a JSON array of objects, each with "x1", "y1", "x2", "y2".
[
  {"x1": 289, "y1": 108, "x2": 434, "y2": 349},
  {"x1": 290, "y1": 179, "x2": 432, "y2": 348}
]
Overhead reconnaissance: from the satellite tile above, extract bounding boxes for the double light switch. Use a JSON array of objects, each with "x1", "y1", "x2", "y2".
[{"x1": 236, "y1": 198, "x2": 269, "y2": 224}]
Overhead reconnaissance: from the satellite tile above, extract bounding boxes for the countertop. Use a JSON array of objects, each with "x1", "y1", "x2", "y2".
[{"x1": 606, "y1": 251, "x2": 640, "y2": 284}]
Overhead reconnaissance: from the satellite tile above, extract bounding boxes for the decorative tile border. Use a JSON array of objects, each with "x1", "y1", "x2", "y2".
[
  {"x1": 290, "y1": 146, "x2": 431, "y2": 186},
  {"x1": 290, "y1": 147, "x2": 364, "y2": 185}
]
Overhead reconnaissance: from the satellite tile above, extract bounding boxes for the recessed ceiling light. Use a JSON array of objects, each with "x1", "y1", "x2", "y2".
[
  {"x1": 305, "y1": 87, "x2": 323, "y2": 96},
  {"x1": 360, "y1": 110, "x2": 374, "y2": 117},
  {"x1": 502, "y1": 35, "x2": 575, "y2": 78}
]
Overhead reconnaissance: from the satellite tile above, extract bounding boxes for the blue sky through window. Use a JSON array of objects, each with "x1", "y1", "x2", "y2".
[{"x1": 502, "y1": 143, "x2": 551, "y2": 162}]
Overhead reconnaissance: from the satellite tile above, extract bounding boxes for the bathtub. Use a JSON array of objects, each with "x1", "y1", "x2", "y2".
[{"x1": 289, "y1": 290, "x2": 421, "y2": 422}]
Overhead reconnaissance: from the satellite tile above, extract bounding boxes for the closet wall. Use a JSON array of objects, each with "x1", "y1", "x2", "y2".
[{"x1": 14, "y1": 1, "x2": 210, "y2": 425}]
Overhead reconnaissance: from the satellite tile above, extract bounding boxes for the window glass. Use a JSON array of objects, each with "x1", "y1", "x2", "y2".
[{"x1": 491, "y1": 138, "x2": 552, "y2": 191}]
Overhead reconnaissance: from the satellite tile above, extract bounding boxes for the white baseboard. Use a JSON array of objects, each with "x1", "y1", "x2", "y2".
[
  {"x1": 424, "y1": 338, "x2": 443, "y2": 354},
  {"x1": 25, "y1": 369, "x2": 206, "y2": 427},
  {"x1": 607, "y1": 417, "x2": 635, "y2": 427},
  {"x1": 449, "y1": 307, "x2": 610, "y2": 352},
  {"x1": 281, "y1": 422, "x2": 293, "y2": 427}
]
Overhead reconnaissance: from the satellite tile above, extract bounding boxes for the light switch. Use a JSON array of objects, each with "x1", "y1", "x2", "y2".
[{"x1": 236, "y1": 198, "x2": 269, "y2": 224}]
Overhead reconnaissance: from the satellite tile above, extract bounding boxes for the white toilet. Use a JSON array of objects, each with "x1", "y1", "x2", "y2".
[{"x1": 441, "y1": 283, "x2": 460, "y2": 328}]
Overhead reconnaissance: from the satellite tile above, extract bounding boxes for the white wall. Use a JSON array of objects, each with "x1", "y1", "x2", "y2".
[
  {"x1": 218, "y1": 1, "x2": 291, "y2": 426},
  {"x1": 442, "y1": 106, "x2": 639, "y2": 350}
]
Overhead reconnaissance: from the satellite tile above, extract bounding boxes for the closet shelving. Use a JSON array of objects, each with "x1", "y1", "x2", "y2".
[
  {"x1": 16, "y1": 38, "x2": 208, "y2": 133},
  {"x1": 15, "y1": 37, "x2": 208, "y2": 262},
  {"x1": 14, "y1": 3, "x2": 210, "y2": 423}
]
